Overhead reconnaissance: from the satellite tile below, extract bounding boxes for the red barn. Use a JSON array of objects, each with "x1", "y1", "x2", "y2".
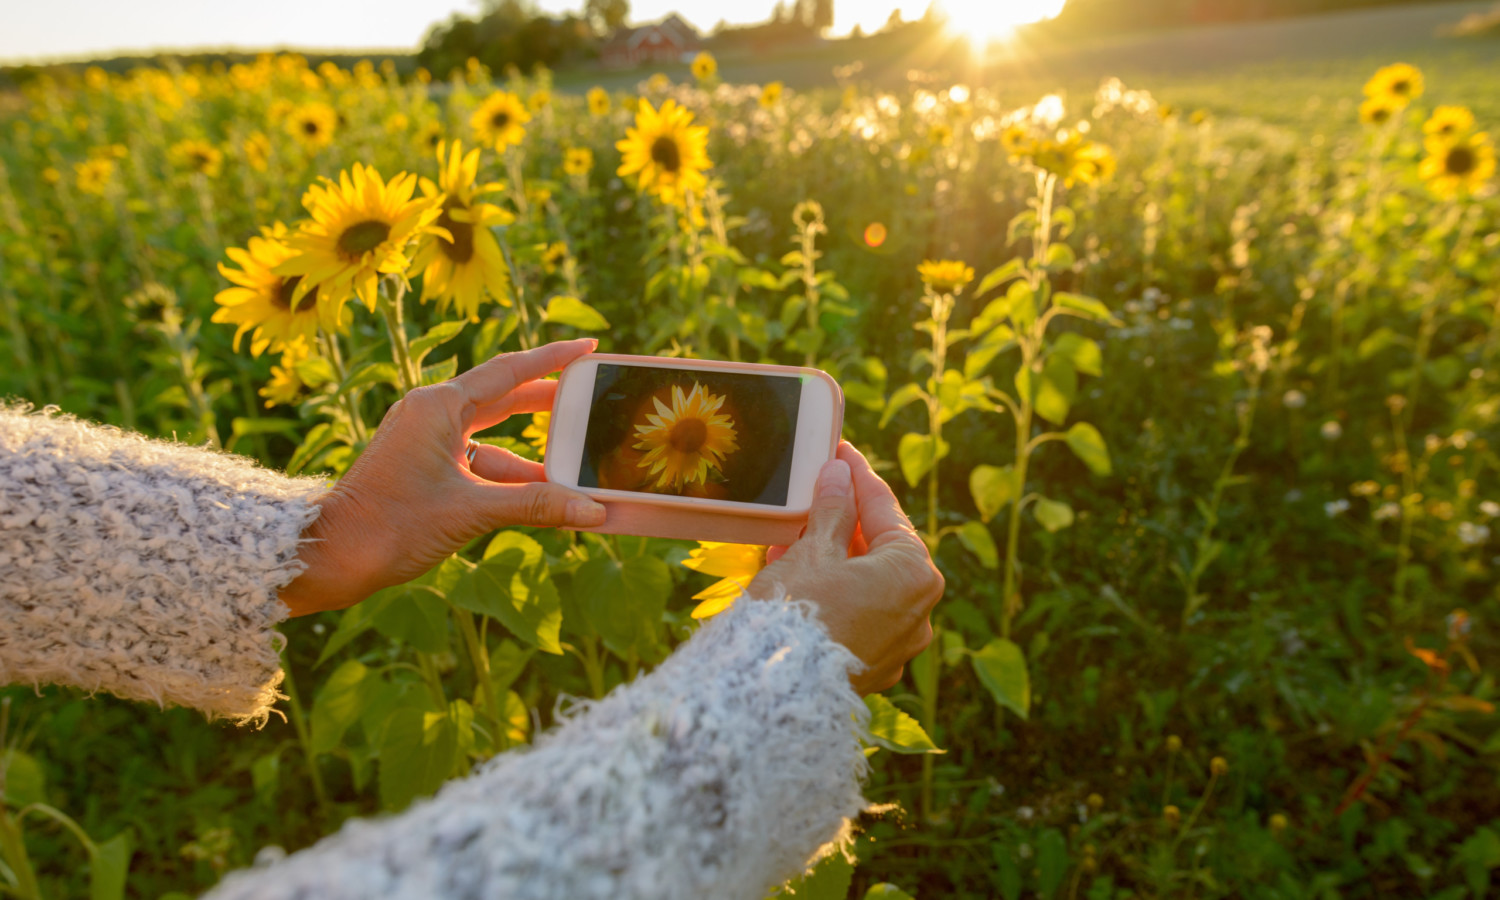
[{"x1": 599, "y1": 15, "x2": 702, "y2": 68}]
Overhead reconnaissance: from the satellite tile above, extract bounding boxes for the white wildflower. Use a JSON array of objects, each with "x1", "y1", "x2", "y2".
[
  {"x1": 1373, "y1": 502, "x2": 1400, "y2": 521},
  {"x1": 1321, "y1": 420, "x2": 1342, "y2": 441},
  {"x1": 1457, "y1": 522, "x2": 1491, "y2": 547},
  {"x1": 1480, "y1": 500, "x2": 1500, "y2": 518},
  {"x1": 1282, "y1": 389, "x2": 1306, "y2": 409},
  {"x1": 1325, "y1": 500, "x2": 1350, "y2": 518}
]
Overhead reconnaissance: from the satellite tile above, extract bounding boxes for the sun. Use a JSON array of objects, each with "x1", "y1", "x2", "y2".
[{"x1": 942, "y1": 0, "x2": 1068, "y2": 46}]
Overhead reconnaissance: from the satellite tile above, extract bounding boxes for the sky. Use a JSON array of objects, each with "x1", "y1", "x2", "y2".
[{"x1": 0, "y1": 0, "x2": 944, "y2": 64}]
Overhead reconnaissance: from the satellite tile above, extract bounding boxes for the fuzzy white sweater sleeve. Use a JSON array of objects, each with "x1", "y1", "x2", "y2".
[
  {"x1": 207, "y1": 597, "x2": 870, "y2": 900},
  {"x1": 0, "y1": 404, "x2": 322, "y2": 724}
]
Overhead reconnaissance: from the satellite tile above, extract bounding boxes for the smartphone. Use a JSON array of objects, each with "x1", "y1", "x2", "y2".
[{"x1": 546, "y1": 354, "x2": 844, "y2": 518}]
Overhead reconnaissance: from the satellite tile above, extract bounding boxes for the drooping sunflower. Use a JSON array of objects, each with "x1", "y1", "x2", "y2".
[
  {"x1": 276, "y1": 163, "x2": 444, "y2": 314},
  {"x1": 285, "y1": 101, "x2": 338, "y2": 150},
  {"x1": 759, "y1": 81, "x2": 784, "y2": 109},
  {"x1": 1419, "y1": 131, "x2": 1496, "y2": 200},
  {"x1": 169, "y1": 139, "x2": 224, "y2": 178},
  {"x1": 260, "y1": 337, "x2": 312, "y2": 409},
  {"x1": 562, "y1": 147, "x2": 594, "y2": 178},
  {"x1": 682, "y1": 542, "x2": 767, "y2": 619},
  {"x1": 587, "y1": 86, "x2": 611, "y2": 117},
  {"x1": 1359, "y1": 96, "x2": 1399, "y2": 128},
  {"x1": 214, "y1": 223, "x2": 343, "y2": 356},
  {"x1": 470, "y1": 91, "x2": 531, "y2": 151},
  {"x1": 1424, "y1": 106, "x2": 1475, "y2": 142},
  {"x1": 616, "y1": 99, "x2": 712, "y2": 206},
  {"x1": 691, "y1": 52, "x2": 717, "y2": 82},
  {"x1": 1363, "y1": 63, "x2": 1423, "y2": 108},
  {"x1": 409, "y1": 141, "x2": 514, "y2": 322},
  {"x1": 918, "y1": 259, "x2": 975, "y2": 295},
  {"x1": 74, "y1": 158, "x2": 114, "y2": 196},
  {"x1": 633, "y1": 382, "x2": 739, "y2": 491}
]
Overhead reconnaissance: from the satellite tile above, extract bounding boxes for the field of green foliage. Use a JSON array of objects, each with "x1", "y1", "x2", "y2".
[{"x1": 1, "y1": 45, "x2": 1498, "y2": 899}]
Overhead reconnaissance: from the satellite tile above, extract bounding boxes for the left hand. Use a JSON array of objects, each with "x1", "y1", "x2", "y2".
[{"x1": 279, "y1": 339, "x2": 607, "y2": 616}]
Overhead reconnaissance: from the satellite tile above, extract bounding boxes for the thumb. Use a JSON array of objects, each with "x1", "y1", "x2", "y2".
[
  {"x1": 801, "y1": 459, "x2": 857, "y2": 557},
  {"x1": 470, "y1": 482, "x2": 607, "y2": 530}
]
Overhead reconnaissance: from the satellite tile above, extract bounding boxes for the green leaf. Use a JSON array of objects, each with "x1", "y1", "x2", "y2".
[
  {"x1": 378, "y1": 703, "x2": 464, "y2": 811},
  {"x1": 489, "y1": 640, "x2": 534, "y2": 697},
  {"x1": 738, "y1": 267, "x2": 782, "y2": 291},
  {"x1": 864, "y1": 694, "x2": 944, "y2": 754},
  {"x1": 964, "y1": 325, "x2": 1016, "y2": 378},
  {"x1": 880, "y1": 383, "x2": 929, "y2": 429},
  {"x1": 573, "y1": 555, "x2": 671, "y2": 659},
  {"x1": 371, "y1": 585, "x2": 452, "y2": 655},
  {"x1": 287, "y1": 422, "x2": 336, "y2": 476},
  {"x1": 316, "y1": 590, "x2": 396, "y2": 666},
  {"x1": 842, "y1": 381, "x2": 885, "y2": 412},
  {"x1": 1037, "y1": 828, "x2": 1069, "y2": 898},
  {"x1": 1053, "y1": 292, "x2": 1118, "y2": 324},
  {"x1": 898, "y1": 432, "x2": 949, "y2": 487},
  {"x1": 777, "y1": 852, "x2": 853, "y2": 900},
  {"x1": 1035, "y1": 354, "x2": 1077, "y2": 425},
  {"x1": 1050, "y1": 332, "x2": 1102, "y2": 377},
  {"x1": 779, "y1": 295, "x2": 806, "y2": 333},
  {"x1": 1, "y1": 748, "x2": 46, "y2": 806},
  {"x1": 1064, "y1": 422, "x2": 1112, "y2": 476},
  {"x1": 473, "y1": 312, "x2": 519, "y2": 362},
  {"x1": 1034, "y1": 497, "x2": 1075, "y2": 533},
  {"x1": 310, "y1": 659, "x2": 372, "y2": 755},
  {"x1": 865, "y1": 885, "x2": 916, "y2": 899},
  {"x1": 958, "y1": 520, "x2": 999, "y2": 569},
  {"x1": 294, "y1": 355, "x2": 336, "y2": 388},
  {"x1": 972, "y1": 639, "x2": 1030, "y2": 719},
  {"x1": 451, "y1": 533, "x2": 563, "y2": 654},
  {"x1": 1044, "y1": 242, "x2": 1076, "y2": 271},
  {"x1": 544, "y1": 295, "x2": 610, "y2": 331},
  {"x1": 970, "y1": 464, "x2": 1018, "y2": 523},
  {"x1": 1007, "y1": 209, "x2": 1037, "y2": 246},
  {"x1": 975, "y1": 258, "x2": 1024, "y2": 298},
  {"x1": 89, "y1": 831, "x2": 133, "y2": 900},
  {"x1": 1008, "y1": 281, "x2": 1037, "y2": 331},
  {"x1": 229, "y1": 417, "x2": 298, "y2": 441},
  {"x1": 409, "y1": 320, "x2": 466, "y2": 362},
  {"x1": 342, "y1": 361, "x2": 400, "y2": 393},
  {"x1": 420, "y1": 356, "x2": 459, "y2": 386}
]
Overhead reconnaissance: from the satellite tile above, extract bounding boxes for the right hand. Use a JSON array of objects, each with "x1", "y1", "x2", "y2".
[{"x1": 748, "y1": 441, "x2": 944, "y2": 694}]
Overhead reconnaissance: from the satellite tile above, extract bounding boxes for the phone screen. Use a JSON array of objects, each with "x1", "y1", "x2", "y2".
[{"x1": 577, "y1": 363, "x2": 804, "y2": 506}]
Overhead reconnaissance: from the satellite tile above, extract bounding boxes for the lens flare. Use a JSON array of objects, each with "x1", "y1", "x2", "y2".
[{"x1": 864, "y1": 222, "x2": 888, "y2": 247}]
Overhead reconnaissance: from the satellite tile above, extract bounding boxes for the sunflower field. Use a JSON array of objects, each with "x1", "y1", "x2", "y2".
[{"x1": 2, "y1": 48, "x2": 1500, "y2": 899}]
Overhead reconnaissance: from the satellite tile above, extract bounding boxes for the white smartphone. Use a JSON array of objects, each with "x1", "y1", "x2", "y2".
[{"x1": 545, "y1": 354, "x2": 844, "y2": 518}]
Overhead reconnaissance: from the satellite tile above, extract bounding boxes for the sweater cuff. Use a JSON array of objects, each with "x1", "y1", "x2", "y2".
[{"x1": 0, "y1": 405, "x2": 324, "y2": 725}]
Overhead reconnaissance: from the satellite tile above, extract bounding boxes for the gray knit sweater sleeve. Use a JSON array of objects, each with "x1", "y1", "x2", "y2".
[
  {"x1": 208, "y1": 597, "x2": 870, "y2": 900},
  {"x1": 0, "y1": 404, "x2": 321, "y2": 724}
]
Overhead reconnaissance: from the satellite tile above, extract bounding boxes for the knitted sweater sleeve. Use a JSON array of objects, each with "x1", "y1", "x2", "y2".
[
  {"x1": 204, "y1": 596, "x2": 871, "y2": 900},
  {"x1": 0, "y1": 405, "x2": 322, "y2": 724}
]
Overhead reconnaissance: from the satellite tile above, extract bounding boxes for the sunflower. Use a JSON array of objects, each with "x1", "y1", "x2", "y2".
[
  {"x1": 285, "y1": 101, "x2": 338, "y2": 150},
  {"x1": 1363, "y1": 63, "x2": 1423, "y2": 108},
  {"x1": 647, "y1": 73, "x2": 672, "y2": 93},
  {"x1": 1424, "y1": 106, "x2": 1475, "y2": 142},
  {"x1": 74, "y1": 158, "x2": 114, "y2": 196},
  {"x1": 918, "y1": 259, "x2": 975, "y2": 295},
  {"x1": 1033, "y1": 131, "x2": 1116, "y2": 186},
  {"x1": 562, "y1": 147, "x2": 594, "y2": 177},
  {"x1": 409, "y1": 141, "x2": 514, "y2": 322},
  {"x1": 243, "y1": 132, "x2": 271, "y2": 172},
  {"x1": 633, "y1": 382, "x2": 739, "y2": 491},
  {"x1": 587, "y1": 86, "x2": 611, "y2": 117},
  {"x1": 541, "y1": 242, "x2": 568, "y2": 275},
  {"x1": 260, "y1": 337, "x2": 312, "y2": 408},
  {"x1": 1000, "y1": 123, "x2": 1035, "y2": 159},
  {"x1": 214, "y1": 223, "x2": 343, "y2": 356},
  {"x1": 930, "y1": 123, "x2": 954, "y2": 147},
  {"x1": 682, "y1": 541, "x2": 766, "y2": 618},
  {"x1": 1419, "y1": 131, "x2": 1496, "y2": 200},
  {"x1": 760, "y1": 81, "x2": 783, "y2": 108},
  {"x1": 169, "y1": 139, "x2": 224, "y2": 177},
  {"x1": 470, "y1": 91, "x2": 531, "y2": 151},
  {"x1": 529, "y1": 89, "x2": 551, "y2": 112},
  {"x1": 414, "y1": 121, "x2": 445, "y2": 155},
  {"x1": 276, "y1": 162, "x2": 443, "y2": 314},
  {"x1": 522, "y1": 411, "x2": 550, "y2": 454},
  {"x1": 616, "y1": 99, "x2": 712, "y2": 205},
  {"x1": 1359, "y1": 97, "x2": 1399, "y2": 127},
  {"x1": 691, "y1": 52, "x2": 717, "y2": 82}
]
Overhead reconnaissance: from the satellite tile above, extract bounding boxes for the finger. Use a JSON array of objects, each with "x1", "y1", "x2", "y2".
[
  {"x1": 765, "y1": 545, "x2": 789, "y2": 564},
  {"x1": 469, "y1": 443, "x2": 546, "y2": 484},
  {"x1": 838, "y1": 442, "x2": 924, "y2": 554},
  {"x1": 470, "y1": 380, "x2": 558, "y2": 433},
  {"x1": 799, "y1": 458, "x2": 857, "y2": 558},
  {"x1": 456, "y1": 339, "x2": 596, "y2": 408},
  {"x1": 469, "y1": 481, "x2": 607, "y2": 530}
]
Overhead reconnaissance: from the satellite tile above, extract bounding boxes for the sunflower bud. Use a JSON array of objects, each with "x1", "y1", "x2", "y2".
[
  {"x1": 1164, "y1": 805, "x2": 1181, "y2": 826},
  {"x1": 1269, "y1": 813, "x2": 1289, "y2": 834},
  {"x1": 1165, "y1": 735, "x2": 1182, "y2": 754},
  {"x1": 1210, "y1": 756, "x2": 1229, "y2": 777},
  {"x1": 1086, "y1": 793, "x2": 1104, "y2": 813}
]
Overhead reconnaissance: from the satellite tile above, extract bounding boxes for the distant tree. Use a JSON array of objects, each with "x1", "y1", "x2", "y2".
[
  {"x1": 772, "y1": 1, "x2": 788, "y2": 23},
  {"x1": 812, "y1": 0, "x2": 834, "y2": 31},
  {"x1": 849, "y1": 22, "x2": 864, "y2": 38},
  {"x1": 584, "y1": 0, "x2": 630, "y2": 35},
  {"x1": 883, "y1": 9, "x2": 904, "y2": 30},
  {"x1": 792, "y1": 0, "x2": 810, "y2": 25}
]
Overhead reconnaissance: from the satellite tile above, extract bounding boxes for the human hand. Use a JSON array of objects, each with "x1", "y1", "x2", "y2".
[
  {"x1": 279, "y1": 339, "x2": 608, "y2": 616},
  {"x1": 747, "y1": 441, "x2": 944, "y2": 694}
]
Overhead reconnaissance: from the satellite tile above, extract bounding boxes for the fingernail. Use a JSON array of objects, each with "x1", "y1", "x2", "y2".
[
  {"x1": 585, "y1": 338, "x2": 599, "y2": 350},
  {"x1": 816, "y1": 459, "x2": 852, "y2": 498},
  {"x1": 567, "y1": 498, "x2": 606, "y2": 526}
]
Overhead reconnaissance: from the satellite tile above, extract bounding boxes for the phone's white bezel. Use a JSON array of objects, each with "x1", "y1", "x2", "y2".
[{"x1": 545, "y1": 354, "x2": 841, "y2": 517}]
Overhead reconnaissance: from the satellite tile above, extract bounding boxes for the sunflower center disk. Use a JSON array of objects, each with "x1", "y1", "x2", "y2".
[
  {"x1": 437, "y1": 200, "x2": 475, "y2": 264},
  {"x1": 650, "y1": 136, "x2": 682, "y2": 173},
  {"x1": 303, "y1": 120, "x2": 320, "y2": 136},
  {"x1": 492, "y1": 112, "x2": 510, "y2": 129},
  {"x1": 337, "y1": 220, "x2": 392, "y2": 258},
  {"x1": 1447, "y1": 147, "x2": 1476, "y2": 176},
  {"x1": 273, "y1": 275, "x2": 305, "y2": 312},
  {"x1": 667, "y1": 418, "x2": 708, "y2": 454}
]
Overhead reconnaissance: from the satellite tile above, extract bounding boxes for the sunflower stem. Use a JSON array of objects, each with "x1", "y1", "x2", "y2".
[
  {"x1": 379, "y1": 279, "x2": 420, "y2": 394},
  {"x1": 496, "y1": 233, "x2": 537, "y2": 350}
]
